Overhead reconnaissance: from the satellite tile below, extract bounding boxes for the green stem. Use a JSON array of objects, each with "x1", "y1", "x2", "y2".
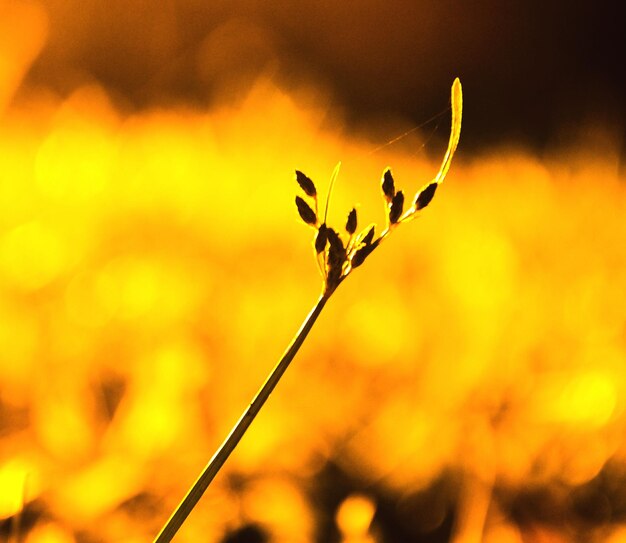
[{"x1": 153, "y1": 293, "x2": 330, "y2": 543}]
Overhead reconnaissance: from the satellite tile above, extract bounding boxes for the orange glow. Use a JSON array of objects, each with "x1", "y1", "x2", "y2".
[
  {"x1": 1, "y1": 6, "x2": 626, "y2": 543},
  {"x1": 0, "y1": 458, "x2": 29, "y2": 518},
  {"x1": 0, "y1": 1, "x2": 47, "y2": 113},
  {"x1": 336, "y1": 494, "x2": 376, "y2": 542},
  {"x1": 25, "y1": 522, "x2": 75, "y2": 543}
]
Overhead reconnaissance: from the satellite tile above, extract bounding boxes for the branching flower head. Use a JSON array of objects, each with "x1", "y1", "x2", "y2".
[
  {"x1": 295, "y1": 78, "x2": 463, "y2": 296},
  {"x1": 153, "y1": 78, "x2": 464, "y2": 543}
]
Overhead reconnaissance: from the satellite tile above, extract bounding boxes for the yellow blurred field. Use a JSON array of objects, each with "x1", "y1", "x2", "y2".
[{"x1": 2, "y1": 3, "x2": 626, "y2": 542}]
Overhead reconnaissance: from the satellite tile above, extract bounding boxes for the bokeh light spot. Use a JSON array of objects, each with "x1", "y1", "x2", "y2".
[
  {"x1": 551, "y1": 371, "x2": 617, "y2": 426},
  {"x1": 0, "y1": 221, "x2": 68, "y2": 290},
  {"x1": 336, "y1": 493, "x2": 376, "y2": 540},
  {"x1": 25, "y1": 522, "x2": 76, "y2": 543},
  {"x1": 0, "y1": 458, "x2": 30, "y2": 519}
]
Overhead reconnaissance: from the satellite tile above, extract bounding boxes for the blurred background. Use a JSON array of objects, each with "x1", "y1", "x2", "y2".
[{"x1": 1, "y1": 1, "x2": 625, "y2": 542}]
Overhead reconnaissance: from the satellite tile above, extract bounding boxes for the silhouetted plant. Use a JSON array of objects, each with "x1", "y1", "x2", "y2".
[{"x1": 153, "y1": 78, "x2": 463, "y2": 543}]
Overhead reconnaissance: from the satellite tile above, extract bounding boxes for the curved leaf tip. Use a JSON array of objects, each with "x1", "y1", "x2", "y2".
[{"x1": 434, "y1": 78, "x2": 463, "y2": 185}]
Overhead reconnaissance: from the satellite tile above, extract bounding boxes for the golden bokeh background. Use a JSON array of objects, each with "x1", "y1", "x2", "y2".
[{"x1": 1, "y1": 2, "x2": 626, "y2": 542}]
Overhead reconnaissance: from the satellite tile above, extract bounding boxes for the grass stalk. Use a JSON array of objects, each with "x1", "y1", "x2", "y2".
[
  {"x1": 153, "y1": 293, "x2": 329, "y2": 543},
  {"x1": 153, "y1": 77, "x2": 462, "y2": 542}
]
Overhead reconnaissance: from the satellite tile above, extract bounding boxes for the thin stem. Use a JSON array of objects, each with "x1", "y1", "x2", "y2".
[{"x1": 153, "y1": 293, "x2": 330, "y2": 543}]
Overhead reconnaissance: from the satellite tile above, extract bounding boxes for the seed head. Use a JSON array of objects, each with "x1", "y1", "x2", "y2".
[
  {"x1": 315, "y1": 223, "x2": 328, "y2": 253},
  {"x1": 345, "y1": 208, "x2": 357, "y2": 235},
  {"x1": 415, "y1": 182, "x2": 438, "y2": 210},
  {"x1": 295, "y1": 170, "x2": 317, "y2": 197},
  {"x1": 325, "y1": 228, "x2": 347, "y2": 294},
  {"x1": 295, "y1": 80, "x2": 462, "y2": 295},
  {"x1": 350, "y1": 246, "x2": 370, "y2": 268},
  {"x1": 360, "y1": 225, "x2": 375, "y2": 246},
  {"x1": 389, "y1": 190, "x2": 404, "y2": 224},
  {"x1": 295, "y1": 196, "x2": 317, "y2": 225},
  {"x1": 382, "y1": 169, "x2": 395, "y2": 203},
  {"x1": 326, "y1": 228, "x2": 346, "y2": 264},
  {"x1": 351, "y1": 239, "x2": 379, "y2": 268}
]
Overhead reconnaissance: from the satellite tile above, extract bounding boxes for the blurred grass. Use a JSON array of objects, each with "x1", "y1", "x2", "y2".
[{"x1": 2, "y1": 6, "x2": 626, "y2": 541}]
